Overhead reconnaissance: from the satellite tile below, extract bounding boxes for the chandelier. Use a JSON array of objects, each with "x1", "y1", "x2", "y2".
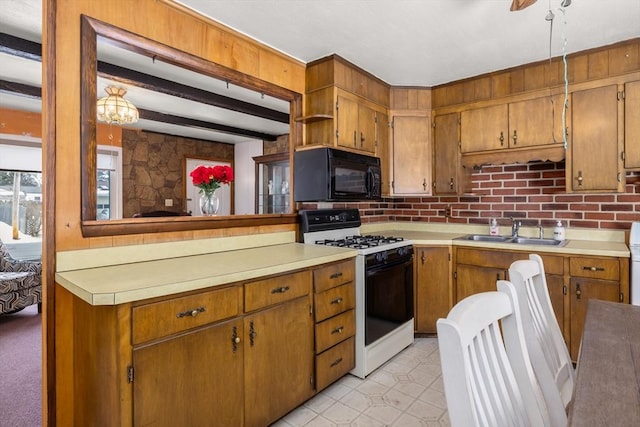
[{"x1": 96, "y1": 86, "x2": 139, "y2": 125}]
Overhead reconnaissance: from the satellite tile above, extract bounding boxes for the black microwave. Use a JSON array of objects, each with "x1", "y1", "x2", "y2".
[{"x1": 293, "y1": 147, "x2": 382, "y2": 202}]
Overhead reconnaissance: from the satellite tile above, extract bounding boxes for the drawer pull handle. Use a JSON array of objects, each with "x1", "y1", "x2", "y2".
[
  {"x1": 330, "y1": 357, "x2": 343, "y2": 368},
  {"x1": 176, "y1": 306, "x2": 206, "y2": 318},
  {"x1": 330, "y1": 272, "x2": 343, "y2": 279},
  {"x1": 583, "y1": 266, "x2": 605, "y2": 272},
  {"x1": 330, "y1": 297, "x2": 343, "y2": 305},
  {"x1": 331, "y1": 326, "x2": 344, "y2": 335},
  {"x1": 271, "y1": 286, "x2": 290, "y2": 294}
]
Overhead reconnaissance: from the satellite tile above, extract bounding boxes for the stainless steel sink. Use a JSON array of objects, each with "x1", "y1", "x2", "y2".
[
  {"x1": 509, "y1": 237, "x2": 567, "y2": 247},
  {"x1": 459, "y1": 234, "x2": 513, "y2": 243},
  {"x1": 457, "y1": 234, "x2": 568, "y2": 247}
]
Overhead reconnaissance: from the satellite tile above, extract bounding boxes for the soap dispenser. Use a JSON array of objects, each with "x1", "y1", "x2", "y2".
[
  {"x1": 489, "y1": 218, "x2": 499, "y2": 236},
  {"x1": 553, "y1": 220, "x2": 565, "y2": 241}
]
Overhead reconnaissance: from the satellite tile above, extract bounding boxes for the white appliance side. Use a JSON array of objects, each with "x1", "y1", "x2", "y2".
[
  {"x1": 630, "y1": 223, "x2": 640, "y2": 306},
  {"x1": 631, "y1": 247, "x2": 640, "y2": 306}
]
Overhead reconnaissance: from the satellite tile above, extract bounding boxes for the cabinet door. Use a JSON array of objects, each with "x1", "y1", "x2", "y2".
[
  {"x1": 570, "y1": 85, "x2": 623, "y2": 192},
  {"x1": 624, "y1": 80, "x2": 640, "y2": 168},
  {"x1": 414, "y1": 246, "x2": 451, "y2": 334},
  {"x1": 455, "y1": 264, "x2": 507, "y2": 303},
  {"x1": 460, "y1": 104, "x2": 508, "y2": 153},
  {"x1": 392, "y1": 115, "x2": 431, "y2": 194},
  {"x1": 433, "y1": 113, "x2": 460, "y2": 195},
  {"x1": 508, "y1": 96, "x2": 556, "y2": 148},
  {"x1": 569, "y1": 278, "x2": 620, "y2": 360},
  {"x1": 244, "y1": 296, "x2": 314, "y2": 427},
  {"x1": 133, "y1": 319, "x2": 244, "y2": 427},
  {"x1": 376, "y1": 111, "x2": 391, "y2": 195},
  {"x1": 358, "y1": 103, "x2": 377, "y2": 153},
  {"x1": 336, "y1": 94, "x2": 359, "y2": 149}
]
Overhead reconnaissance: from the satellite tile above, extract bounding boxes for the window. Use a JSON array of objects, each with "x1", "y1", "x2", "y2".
[{"x1": 97, "y1": 145, "x2": 122, "y2": 219}]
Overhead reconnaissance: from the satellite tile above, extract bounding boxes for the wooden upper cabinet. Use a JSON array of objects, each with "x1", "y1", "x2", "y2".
[
  {"x1": 624, "y1": 79, "x2": 640, "y2": 169},
  {"x1": 461, "y1": 95, "x2": 566, "y2": 154},
  {"x1": 569, "y1": 84, "x2": 623, "y2": 192},
  {"x1": 392, "y1": 114, "x2": 431, "y2": 194},
  {"x1": 302, "y1": 55, "x2": 389, "y2": 155},
  {"x1": 460, "y1": 104, "x2": 508, "y2": 153},
  {"x1": 336, "y1": 94, "x2": 359, "y2": 149},
  {"x1": 433, "y1": 112, "x2": 462, "y2": 195},
  {"x1": 509, "y1": 96, "x2": 557, "y2": 148}
]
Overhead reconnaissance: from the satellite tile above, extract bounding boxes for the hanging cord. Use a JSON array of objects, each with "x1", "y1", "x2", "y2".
[
  {"x1": 546, "y1": 2, "x2": 556, "y2": 142},
  {"x1": 559, "y1": 5, "x2": 569, "y2": 150}
]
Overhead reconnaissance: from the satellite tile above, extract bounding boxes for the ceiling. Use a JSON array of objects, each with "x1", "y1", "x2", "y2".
[{"x1": 1, "y1": 0, "x2": 639, "y2": 144}]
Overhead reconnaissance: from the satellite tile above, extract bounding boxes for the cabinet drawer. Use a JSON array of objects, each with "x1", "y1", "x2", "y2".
[
  {"x1": 570, "y1": 257, "x2": 619, "y2": 281},
  {"x1": 244, "y1": 270, "x2": 311, "y2": 312},
  {"x1": 315, "y1": 336, "x2": 355, "y2": 392},
  {"x1": 314, "y1": 259, "x2": 355, "y2": 293},
  {"x1": 314, "y1": 283, "x2": 355, "y2": 322},
  {"x1": 455, "y1": 248, "x2": 564, "y2": 275},
  {"x1": 315, "y1": 309, "x2": 355, "y2": 354},
  {"x1": 132, "y1": 285, "x2": 241, "y2": 345}
]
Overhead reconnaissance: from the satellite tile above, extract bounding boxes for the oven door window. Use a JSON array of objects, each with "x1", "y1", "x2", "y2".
[{"x1": 365, "y1": 258, "x2": 414, "y2": 346}]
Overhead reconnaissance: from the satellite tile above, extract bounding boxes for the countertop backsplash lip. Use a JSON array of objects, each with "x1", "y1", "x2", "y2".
[
  {"x1": 362, "y1": 221, "x2": 627, "y2": 243},
  {"x1": 56, "y1": 231, "x2": 296, "y2": 272}
]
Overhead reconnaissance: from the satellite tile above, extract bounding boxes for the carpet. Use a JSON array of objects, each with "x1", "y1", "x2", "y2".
[{"x1": 0, "y1": 304, "x2": 42, "y2": 427}]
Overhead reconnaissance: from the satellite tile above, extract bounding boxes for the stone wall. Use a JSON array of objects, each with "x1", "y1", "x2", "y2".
[{"x1": 122, "y1": 129, "x2": 233, "y2": 217}]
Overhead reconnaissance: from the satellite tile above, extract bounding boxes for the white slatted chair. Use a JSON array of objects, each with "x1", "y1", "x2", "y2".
[
  {"x1": 503, "y1": 254, "x2": 574, "y2": 427},
  {"x1": 437, "y1": 284, "x2": 550, "y2": 427}
]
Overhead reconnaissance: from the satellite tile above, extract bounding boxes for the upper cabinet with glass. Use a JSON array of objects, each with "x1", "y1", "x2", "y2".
[{"x1": 80, "y1": 15, "x2": 302, "y2": 237}]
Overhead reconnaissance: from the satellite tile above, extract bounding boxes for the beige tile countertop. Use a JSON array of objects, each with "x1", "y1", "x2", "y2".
[
  {"x1": 362, "y1": 222, "x2": 630, "y2": 258},
  {"x1": 56, "y1": 241, "x2": 356, "y2": 306}
]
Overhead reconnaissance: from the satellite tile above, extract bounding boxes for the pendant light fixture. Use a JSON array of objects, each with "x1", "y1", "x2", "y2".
[{"x1": 96, "y1": 86, "x2": 139, "y2": 125}]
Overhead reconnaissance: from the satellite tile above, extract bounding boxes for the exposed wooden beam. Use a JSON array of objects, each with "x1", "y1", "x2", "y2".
[
  {"x1": 0, "y1": 33, "x2": 290, "y2": 125},
  {"x1": 0, "y1": 32, "x2": 41, "y2": 61},
  {"x1": 138, "y1": 109, "x2": 279, "y2": 141},
  {"x1": 98, "y1": 62, "x2": 290, "y2": 124},
  {"x1": 0, "y1": 79, "x2": 41, "y2": 98}
]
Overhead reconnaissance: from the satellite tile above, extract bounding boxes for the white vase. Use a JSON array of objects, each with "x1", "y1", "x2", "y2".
[{"x1": 199, "y1": 190, "x2": 220, "y2": 216}]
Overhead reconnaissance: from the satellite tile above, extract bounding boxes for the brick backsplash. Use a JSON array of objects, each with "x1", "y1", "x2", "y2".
[{"x1": 300, "y1": 161, "x2": 640, "y2": 230}]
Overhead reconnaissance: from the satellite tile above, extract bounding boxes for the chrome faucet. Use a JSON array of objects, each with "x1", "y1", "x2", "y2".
[
  {"x1": 538, "y1": 224, "x2": 544, "y2": 239},
  {"x1": 511, "y1": 218, "x2": 521, "y2": 237}
]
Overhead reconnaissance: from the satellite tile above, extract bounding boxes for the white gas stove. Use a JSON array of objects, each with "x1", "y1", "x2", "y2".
[{"x1": 300, "y1": 209, "x2": 415, "y2": 378}]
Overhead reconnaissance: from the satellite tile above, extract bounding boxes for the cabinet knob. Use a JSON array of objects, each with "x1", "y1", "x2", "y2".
[
  {"x1": 234, "y1": 336, "x2": 241, "y2": 344},
  {"x1": 422, "y1": 178, "x2": 427, "y2": 190},
  {"x1": 576, "y1": 170, "x2": 584, "y2": 187},
  {"x1": 512, "y1": 130, "x2": 517, "y2": 145},
  {"x1": 499, "y1": 131, "x2": 504, "y2": 145},
  {"x1": 449, "y1": 177, "x2": 454, "y2": 189},
  {"x1": 330, "y1": 297, "x2": 343, "y2": 305},
  {"x1": 271, "y1": 286, "x2": 290, "y2": 294},
  {"x1": 576, "y1": 283, "x2": 582, "y2": 301}
]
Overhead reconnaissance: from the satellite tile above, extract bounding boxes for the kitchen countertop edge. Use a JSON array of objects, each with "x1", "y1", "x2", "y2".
[{"x1": 56, "y1": 243, "x2": 357, "y2": 306}]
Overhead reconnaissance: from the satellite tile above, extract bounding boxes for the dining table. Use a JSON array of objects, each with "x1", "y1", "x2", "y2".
[{"x1": 568, "y1": 299, "x2": 640, "y2": 426}]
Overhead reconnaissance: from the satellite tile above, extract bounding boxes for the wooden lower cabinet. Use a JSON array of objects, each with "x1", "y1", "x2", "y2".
[
  {"x1": 244, "y1": 296, "x2": 314, "y2": 427},
  {"x1": 453, "y1": 247, "x2": 628, "y2": 361},
  {"x1": 133, "y1": 318, "x2": 244, "y2": 426},
  {"x1": 57, "y1": 261, "x2": 359, "y2": 426},
  {"x1": 414, "y1": 246, "x2": 452, "y2": 334}
]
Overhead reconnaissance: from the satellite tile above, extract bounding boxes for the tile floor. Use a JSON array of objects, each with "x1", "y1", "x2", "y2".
[{"x1": 272, "y1": 338, "x2": 450, "y2": 427}]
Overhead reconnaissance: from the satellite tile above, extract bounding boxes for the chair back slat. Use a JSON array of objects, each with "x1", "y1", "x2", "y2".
[
  {"x1": 505, "y1": 254, "x2": 575, "y2": 426},
  {"x1": 438, "y1": 289, "x2": 550, "y2": 427}
]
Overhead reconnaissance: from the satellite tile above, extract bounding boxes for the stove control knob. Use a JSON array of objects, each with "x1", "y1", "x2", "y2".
[
  {"x1": 398, "y1": 246, "x2": 409, "y2": 256},
  {"x1": 375, "y1": 252, "x2": 388, "y2": 263}
]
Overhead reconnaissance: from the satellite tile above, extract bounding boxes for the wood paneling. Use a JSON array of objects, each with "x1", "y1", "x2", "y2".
[{"x1": 433, "y1": 38, "x2": 640, "y2": 109}]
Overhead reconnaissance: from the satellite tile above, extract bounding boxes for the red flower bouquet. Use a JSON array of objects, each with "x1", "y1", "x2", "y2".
[{"x1": 190, "y1": 165, "x2": 234, "y2": 194}]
